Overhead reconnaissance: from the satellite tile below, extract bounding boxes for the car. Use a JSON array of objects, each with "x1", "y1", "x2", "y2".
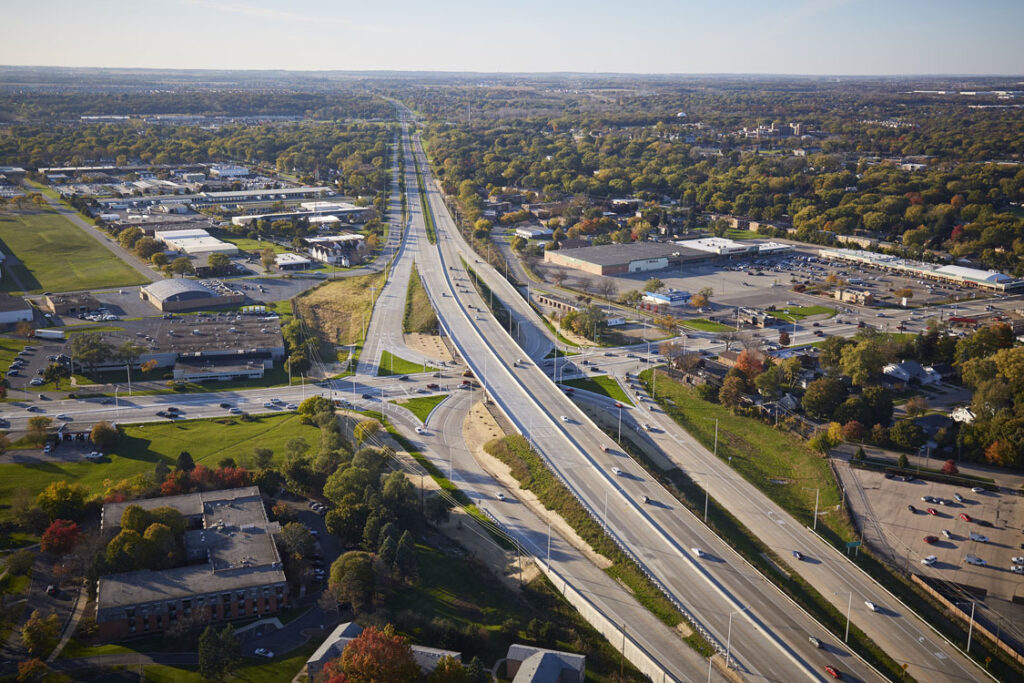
[
  {"x1": 86, "y1": 451, "x2": 103, "y2": 460},
  {"x1": 642, "y1": 423, "x2": 652, "y2": 431},
  {"x1": 792, "y1": 550, "x2": 804, "y2": 560},
  {"x1": 965, "y1": 555, "x2": 986, "y2": 566},
  {"x1": 865, "y1": 601, "x2": 878, "y2": 612},
  {"x1": 921, "y1": 555, "x2": 938, "y2": 566},
  {"x1": 926, "y1": 508, "x2": 938, "y2": 516},
  {"x1": 285, "y1": 404, "x2": 297, "y2": 410},
  {"x1": 254, "y1": 648, "x2": 274, "y2": 659},
  {"x1": 101, "y1": 398, "x2": 114, "y2": 405},
  {"x1": 166, "y1": 406, "x2": 180, "y2": 414},
  {"x1": 46, "y1": 584, "x2": 58, "y2": 596},
  {"x1": 426, "y1": 383, "x2": 440, "y2": 390},
  {"x1": 971, "y1": 486, "x2": 985, "y2": 494},
  {"x1": 29, "y1": 378, "x2": 43, "y2": 386},
  {"x1": 219, "y1": 402, "x2": 232, "y2": 409},
  {"x1": 415, "y1": 426, "x2": 424, "y2": 434},
  {"x1": 563, "y1": 387, "x2": 575, "y2": 394},
  {"x1": 941, "y1": 529, "x2": 952, "y2": 539},
  {"x1": 361, "y1": 393, "x2": 374, "y2": 399},
  {"x1": 824, "y1": 665, "x2": 842, "y2": 679},
  {"x1": 26, "y1": 405, "x2": 41, "y2": 412},
  {"x1": 611, "y1": 466, "x2": 622, "y2": 475},
  {"x1": 496, "y1": 492, "x2": 505, "y2": 501},
  {"x1": 55, "y1": 413, "x2": 69, "y2": 421},
  {"x1": 969, "y1": 532, "x2": 989, "y2": 543},
  {"x1": 641, "y1": 495, "x2": 650, "y2": 504},
  {"x1": 559, "y1": 415, "x2": 569, "y2": 422},
  {"x1": 43, "y1": 443, "x2": 52, "y2": 454},
  {"x1": 960, "y1": 513, "x2": 972, "y2": 522},
  {"x1": 934, "y1": 498, "x2": 947, "y2": 506},
  {"x1": 1011, "y1": 556, "x2": 1024, "y2": 564},
  {"x1": 923, "y1": 535, "x2": 938, "y2": 544},
  {"x1": 691, "y1": 547, "x2": 705, "y2": 558},
  {"x1": 1011, "y1": 565, "x2": 1024, "y2": 574},
  {"x1": 263, "y1": 402, "x2": 275, "y2": 408},
  {"x1": 953, "y1": 493, "x2": 964, "y2": 503},
  {"x1": 907, "y1": 504, "x2": 917, "y2": 513},
  {"x1": 921, "y1": 495, "x2": 934, "y2": 503},
  {"x1": 809, "y1": 636, "x2": 821, "y2": 648}
]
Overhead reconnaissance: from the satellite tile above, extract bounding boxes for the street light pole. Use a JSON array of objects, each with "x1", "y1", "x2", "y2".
[
  {"x1": 725, "y1": 607, "x2": 746, "y2": 669},
  {"x1": 966, "y1": 601, "x2": 976, "y2": 653},
  {"x1": 617, "y1": 404, "x2": 622, "y2": 442}
]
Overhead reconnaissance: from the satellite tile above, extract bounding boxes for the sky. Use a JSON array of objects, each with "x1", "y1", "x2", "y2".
[{"x1": 1, "y1": 0, "x2": 1022, "y2": 75}]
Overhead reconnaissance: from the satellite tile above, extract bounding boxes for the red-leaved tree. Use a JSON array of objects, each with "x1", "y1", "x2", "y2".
[
  {"x1": 332, "y1": 625, "x2": 420, "y2": 683},
  {"x1": 40, "y1": 519, "x2": 80, "y2": 555}
]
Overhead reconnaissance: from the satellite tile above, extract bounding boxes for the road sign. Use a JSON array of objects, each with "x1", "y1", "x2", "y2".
[{"x1": 846, "y1": 541, "x2": 862, "y2": 549}]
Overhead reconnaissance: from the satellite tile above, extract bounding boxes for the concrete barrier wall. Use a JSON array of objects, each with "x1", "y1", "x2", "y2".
[{"x1": 533, "y1": 558, "x2": 681, "y2": 683}]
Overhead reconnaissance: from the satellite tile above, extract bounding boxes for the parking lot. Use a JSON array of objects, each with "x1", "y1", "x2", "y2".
[{"x1": 843, "y1": 468, "x2": 1023, "y2": 619}]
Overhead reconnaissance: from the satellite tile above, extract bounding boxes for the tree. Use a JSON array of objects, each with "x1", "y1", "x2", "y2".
[
  {"x1": 941, "y1": 459, "x2": 959, "y2": 475},
  {"x1": 897, "y1": 453, "x2": 909, "y2": 468},
  {"x1": 0, "y1": 431, "x2": 11, "y2": 456},
  {"x1": 353, "y1": 419, "x2": 381, "y2": 446},
  {"x1": 105, "y1": 529, "x2": 149, "y2": 572},
  {"x1": 15, "y1": 321, "x2": 35, "y2": 338},
  {"x1": 261, "y1": 247, "x2": 276, "y2": 272},
  {"x1": 21, "y1": 611, "x2": 59, "y2": 656},
  {"x1": 809, "y1": 431, "x2": 838, "y2": 455},
  {"x1": 207, "y1": 252, "x2": 231, "y2": 273},
  {"x1": 894, "y1": 287, "x2": 914, "y2": 302},
  {"x1": 429, "y1": 656, "x2": 470, "y2": 682},
  {"x1": 90, "y1": 421, "x2": 119, "y2": 450},
  {"x1": 394, "y1": 530, "x2": 417, "y2": 580},
  {"x1": 754, "y1": 365, "x2": 782, "y2": 398},
  {"x1": 734, "y1": 349, "x2": 764, "y2": 379},
  {"x1": 619, "y1": 289, "x2": 643, "y2": 307},
  {"x1": 329, "y1": 551, "x2": 376, "y2": 613},
  {"x1": 778, "y1": 330, "x2": 790, "y2": 346},
  {"x1": 176, "y1": 451, "x2": 195, "y2": 471},
  {"x1": 17, "y1": 658, "x2": 48, "y2": 683},
  {"x1": 40, "y1": 519, "x2": 80, "y2": 555},
  {"x1": 42, "y1": 362, "x2": 70, "y2": 389},
  {"x1": 149, "y1": 506, "x2": 187, "y2": 535},
  {"x1": 801, "y1": 377, "x2": 845, "y2": 420},
  {"x1": 198, "y1": 626, "x2": 224, "y2": 680},
  {"x1": 718, "y1": 375, "x2": 745, "y2": 408},
  {"x1": 644, "y1": 277, "x2": 665, "y2": 293},
  {"x1": 839, "y1": 341, "x2": 884, "y2": 386},
  {"x1": 170, "y1": 256, "x2": 194, "y2": 278},
  {"x1": 337, "y1": 624, "x2": 421, "y2": 683},
  {"x1": 144, "y1": 523, "x2": 178, "y2": 569},
  {"x1": 904, "y1": 395, "x2": 928, "y2": 417},
  {"x1": 70, "y1": 333, "x2": 114, "y2": 374},
  {"x1": 890, "y1": 420, "x2": 925, "y2": 451},
  {"x1": 36, "y1": 481, "x2": 87, "y2": 521},
  {"x1": 279, "y1": 522, "x2": 315, "y2": 560},
  {"x1": 134, "y1": 236, "x2": 162, "y2": 259},
  {"x1": 27, "y1": 416, "x2": 53, "y2": 446},
  {"x1": 842, "y1": 421, "x2": 867, "y2": 442},
  {"x1": 252, "y1": 447, "x2": 274, "y2": 469}
]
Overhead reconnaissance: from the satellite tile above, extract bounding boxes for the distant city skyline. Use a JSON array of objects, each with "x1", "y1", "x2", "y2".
[{"x1": 1, "y1": 0, "x2": 1022, "y2": 75}]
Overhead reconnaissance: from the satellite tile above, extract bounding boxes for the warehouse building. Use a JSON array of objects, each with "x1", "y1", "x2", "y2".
[
  {"x1": 274, "y1": 252, "x2": 312, "y2": 270},
  {"x1": 139, "y1": 279, "x2": 245, "y2": 312},
  {"x1": 0, "y1": 294, "x2": 33, "y2": 324},
  {"x1": 230, "y1": 200, "x2": 373, "y2": 227},
  {"x1": 154, "y1": 228, "x2": 238, "y2": 256},
  {"x1": 208, "y1": 164, "x2": 251, "y2": 179},
  {"x1": 676, "y1": 237, "x2": 794, "y2": 256},
  {"x1": 64, "y1": 312, "x2": 284, "y2": 381},
  {"x1": 543, "y1": 243, "x2": 706, "y2": 275},
  {"x1": 96, "y1": 487, "x2": 288, "y2": 641},
  {"x1": 643, "y1": 289, "x2": 691, "y2": 307},
  {"x1": 818, "y1": 248, "x2": 1024, "y2": 292}
]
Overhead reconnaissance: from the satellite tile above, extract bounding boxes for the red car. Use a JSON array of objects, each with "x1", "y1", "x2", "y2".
[
  {"x1": 960, "y1": 513, "x2": 972, "y2": 522},
  {"x1": 926, "y1": 508, "x2": 938, "y2": 516},
  {"x1": 923, "y1": 535, "x2": 938, "y2": 544},
  {"x1": 563, "y1": 387, "x2": 575, "y2": 394},
  {"x1": 825, "y1": 666, "x2": 842, "y2": 680}
]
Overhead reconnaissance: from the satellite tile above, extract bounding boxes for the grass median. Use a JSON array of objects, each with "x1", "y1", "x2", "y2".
[
  {"x1": 561, "y1": 375, "x2": 633, "y2": 406},
  {"x1": 403, "y1": 263, "x2": 439, "y2": 334},
  {"x1": 377, "y1": 350, "x2": 433, "y2": 376},
  {"x1": 391, "y1": 394, "x2": 448, "y2": 422}
]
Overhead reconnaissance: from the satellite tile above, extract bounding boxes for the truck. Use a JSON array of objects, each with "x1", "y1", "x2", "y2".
[{"x1": 34, "y1": 329, "x2": 65, "y2": 341}]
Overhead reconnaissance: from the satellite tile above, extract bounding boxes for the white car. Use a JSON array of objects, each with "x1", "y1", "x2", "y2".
[
  {"x1": 559, "y1": 415, "x2": 569, "y2": 422},
  {"x1": 691, "y1": 547, "x2": 705, "y2": 558},
  {"x1": 496, "y1": 492, "x2": 505, "y2": 501},
  {"x1": 971, "y1": 487, "x2": 985, "y2": 494},
  {"x1": 1011, "y1": 556, "x2": 1024, "y2": 565},
  {"x1": 285, "y1": 404, "x2": 298, "y2": 410},
  {"x1": 415, "y1": 426, "x2": 424, "y2": 434},
  {"x1": 1011, "y1": 565, "x2": 1024, "y2": 574},
  {"x1": 254, "y1": 647, "x2": 274, "y2": 658},
  {"x1": 86, "y1": 451, "x2": 103, "y2": 460},
  {"x1": 229, "y1": 407, "x2": 242, "y2": 414},
  {"x1": 29, "y1": 378, "x2": 43, "y2": 386},
  {"x1": 921, "y1": 555, "x2": 937, "y2": 566},
  {"x1": 865, "y1": 601, "x2": 879, "y2": 612},
  {"x1": 263, "y1": 402, "x2": 275, "y2": 408},
  {"x1": 56, "y1": 414, "x2": 70, "y2": 420},
  {"x1": 611, "y1": 466, "x2": 622, "y2": 475},
  {"x1": 965, "y1": 555, "x2": 987, "y2": 566}
]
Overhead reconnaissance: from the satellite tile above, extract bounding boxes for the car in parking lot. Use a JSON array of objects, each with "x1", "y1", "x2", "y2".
[
  {"x1": 923, "y1": 535, "x2": 938, "y2": 544},
  {"x1": 969, "y1": 532, "x2": 989, "y2": 543},
  {"x1": 907, "y1": 504, "x2": 916, "y2": 513},
  {"x1": 921, "y1": 555, "x2": 937, "y2": 566},
  {"x1": 941, "y1": 529, "x2": 952, "y2": 539},
  {"x1": 559, "y1": 415, "x2": 569, "y2": 422},
  {"x1": 921, "y1": 495, "x2": 934, "y2": 503},
  {"x1": 415, "y1": 426, "x2": 424, "y2": 434},
  {"x1": 1011, "y1": 565, "x2": 1024, "y2": 574},
  {"x1": 953, "y1": 493, "x2": 964, "y2": 503},
  {"x1": 496, "y1": 492, "x2": 505, "y2": 501},
  {"x1": 965, "y1": 555, "x2": 986, "y2": 566},
  {"x1": 611, "y1": 466, "x2": 622, "y2": 475},
  {"x1": 808, "y1": 636, "x2": 821, "y2": 648},
  {"x1": 926, "y1": 508, "x2": 938, "y2": 516},
  {"x1": 959, "y1": 513, "x2": 972, "y2": 522},
  {"x1": 971, "y1": 487, "x2": 985, "y2": 494},
  {"x1": 1011, "y1": 556, "x2": 1024, "y2": 564}
]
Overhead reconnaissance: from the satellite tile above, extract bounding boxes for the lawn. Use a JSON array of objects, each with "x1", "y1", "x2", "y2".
[
  {"x1": 143, "y1": 640, "x2": 319, "y2": 683},
  {"x1": 210, "y1": 232, "x2": 289, "y2": 254},
  {"x1": 0, "y1": 413, "x2": 320, "y2": 523},
  {"x1": 766, "y1": 305, "x2": 836, "y2": 322},
  {"x1": 681, "y1": 318, "x2": 735, "y2": 332},
  {"x1": 376, "y1": 350, "x2": 433, "y2": 376},
  {"x1": 0, "y1": 571, "x2": 29, "y2": 597},
  {"x1": 0, "y1": 208, "x2": 147, "y2": 293},
  {"x1": 0, "y1": 336, "x2": 28, "y2": 367},
  {"x1": 403, "y1": 263, "x2": 438, "y2": 334},
  {"x1": 724, "y1": 228, "x2": 760, "y2": 240},
  {"x1": 294, "y1": 271, "x2": 385, "y2": 346},
  {"x1": 562, "y1": 375, "x2": 633, "y2": 406},
  {"x1": 391, "y1": 393, "x2": 449, "y2": 421},
  {"x1": 641, "y1": 369, "x2": 851, "y2": 537}
]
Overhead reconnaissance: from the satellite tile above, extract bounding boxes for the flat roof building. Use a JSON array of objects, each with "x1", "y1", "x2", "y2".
[
  {"x1": 643, "y1": 289, "x2": 691, "y2": 307},
  {"x1": 43, "y1": 292, "x2": 101, "y2": 316},
  {"x1": 818, "y1": 248, "x2": 1024, "y2": 292},
  {"x1": 0, "y1": 294, "x2": 33, "y2": 325},
  {"x1": 154, "y1": 228, "x2": 238, "y2": 256},
  {"x1": 96, "y1": 487, "x2": 288, "y2": 641},
  {"x1": 140, "y1": 278, "x2": 245, "y2": 312},
  {"x1": 543, "y1": 242, "x2": 705, "y2": 276},
  {"x1": 208, "y1": 164, "x2": 251, "y2": 178},
  {"x1": 275, "y1": 252, "x2": 312, "y2": 270}
]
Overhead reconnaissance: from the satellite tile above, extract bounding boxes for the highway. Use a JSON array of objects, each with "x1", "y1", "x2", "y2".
[{"x1": 405, "y1": 126, "x2": 883, "y2": 681}]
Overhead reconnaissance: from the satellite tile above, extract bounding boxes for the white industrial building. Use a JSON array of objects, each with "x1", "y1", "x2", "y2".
[
  {"x1": 0, "y1": 294, "x2": 33, "y2": 324},
  {"x1": 274, "y1": 252, "x2": 312, "y2": 270},
  {"x1": 677, "y1": 237, "x2": 794, "y2": 256},
  {"x1": 154, "y1": 228, "x2": 239, "y2": 256},
  {"x1": 208, "y1": 164, "x2": 251, "y2": 179},
  {"x1": 515, "y1": 227, "x2": 554, "y2": 239}
]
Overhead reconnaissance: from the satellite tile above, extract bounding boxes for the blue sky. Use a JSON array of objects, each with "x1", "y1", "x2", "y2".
[{"x1": 1, "y1": 0, "x2": 1021, "y2": 74}]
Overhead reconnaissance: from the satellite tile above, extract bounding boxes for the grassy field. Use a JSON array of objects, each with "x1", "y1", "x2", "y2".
[
  {"x1": 210, "y1": 231, "x2": 289, "y2": 254},
  {"x1": 681, "y1": 318, "x2": 735, "y2": 332},
  {"x1": 0, "y1": 336, "x2": 28, "y2": 367},
  {"x1": 562, "y1": 375, "x2": 633, "y2": 406},
  {"x1": 391, "y1": 393, "x2": 448, "y2": 421},
  {"x1": 0, "y1": 208, "x2": 147, "y2": 293},
  {"x1": 767, "y1": 305, "x2": 836, "y2": 321},
  {"x1": 640, "y1": 369, "x2": 850, "y2": 536},
  {"x1": 724, "y1": 228, "x2": 760, "y2": 240},
  {"x1": 143, "y1": 641, "x2": 319, "y2": 683},
  {"x1": 294, "y1": 271, "x2": 385, "y2": 345},
  {"x1": 0, "y1": 414, "x2": 319, "y2": 524},
  {"x1": 403, "y1": 263, "x2": 438, "y2": 334},
  {"x1": 377, "y1": 350, "x2": 433, "y2": 376}
]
